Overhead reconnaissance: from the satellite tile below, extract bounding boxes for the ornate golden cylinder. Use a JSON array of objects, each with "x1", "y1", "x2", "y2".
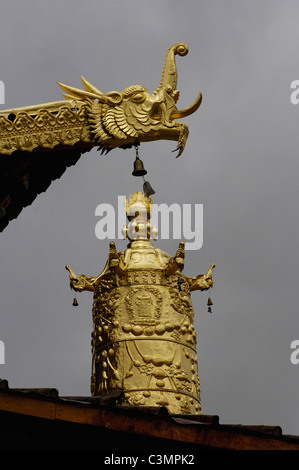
[
  {"x1": 90, "y1": 238, "x2": 201, "y2": 415},
  {"x1": 67, "y1": 192, "x2": 215, "y2": 415}
]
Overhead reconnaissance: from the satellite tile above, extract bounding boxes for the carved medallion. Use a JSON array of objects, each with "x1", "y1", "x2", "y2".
[{"x1": 125, "y1": 286, "x2": 163, "y2": 323}]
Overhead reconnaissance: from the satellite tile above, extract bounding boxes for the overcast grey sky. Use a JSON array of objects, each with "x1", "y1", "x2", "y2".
[{"x1": 1, "y1": 0, "x2": 299, "y2": 437}]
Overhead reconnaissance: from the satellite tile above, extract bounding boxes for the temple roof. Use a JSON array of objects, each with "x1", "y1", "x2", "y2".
[
  {"x1": 0, "y1": 378, "x2": 298, "y2": 451},
  {"x1": 0, "y1": 146, "x2": 91, "y2": 232}
]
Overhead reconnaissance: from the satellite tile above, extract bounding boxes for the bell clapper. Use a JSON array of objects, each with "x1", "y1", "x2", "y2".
[{"x1": 142, "y1": 175, "x2": 155, "y2": 196}]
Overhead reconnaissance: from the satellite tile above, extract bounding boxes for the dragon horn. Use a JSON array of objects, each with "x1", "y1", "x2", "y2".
[
  {"x1": 61, "y1": 92, "x2": 82, "y2": 102},
  {"x1": 57, "y1": 81, "x2": 122, "y2": 105},
  {"x1": 57, "y1": 82, "x2": 103, "y2": 101},
  {"x1": 81, "y1": 76, "x2": 102, "y2": 95}
]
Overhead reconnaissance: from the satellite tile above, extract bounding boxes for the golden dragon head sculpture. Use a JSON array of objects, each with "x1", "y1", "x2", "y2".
[
  {"x1": 58, "y1": 42, "x2": 202, "y2": 157},
  {"x1": 0, "y1": 43, "x2": 201, "y2": 158}
]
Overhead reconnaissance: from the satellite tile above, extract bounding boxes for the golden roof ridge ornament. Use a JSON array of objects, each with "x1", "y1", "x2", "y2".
[
  {"x1": 62, "y1": 44, "x2": 215, "y2": 415},
  {"x1": 0, "y1": 42, "x2": 201, "y2": 157},
  {"x1": 0, "y1": 41, "x2": 214, "y2": 415},
  {"x1": 66, "y1": 191, "x2": 215, "y2": 414}
]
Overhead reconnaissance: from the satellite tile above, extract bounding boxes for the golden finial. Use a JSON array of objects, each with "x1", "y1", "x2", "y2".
[{"x1": 125, "y1": 191, "x2": 152, "y2": 216}]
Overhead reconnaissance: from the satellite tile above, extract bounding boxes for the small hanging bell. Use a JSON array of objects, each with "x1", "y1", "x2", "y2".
[
  {"x1": 73, "y1": 297, "x2": 78, "y2": 307},
  {"x1": 207, "y1": 297, "x2": 213, "y2": 306},
  {"x1": 132, "y1": 156, "x2": 147, "y2": 176}
]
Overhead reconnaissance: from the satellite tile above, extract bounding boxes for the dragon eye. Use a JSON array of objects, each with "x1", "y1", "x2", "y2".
[{"x1": 132, "y1": 93, "x2": 145, "y2": 103}]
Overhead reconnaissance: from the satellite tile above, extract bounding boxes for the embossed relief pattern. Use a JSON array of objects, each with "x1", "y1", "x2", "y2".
[
  {"x1": 0, "y1": 104, "x2": 91, "y2": 154},
  {"x1": 90, "y1": 269, "x2": 201, "y2": 415}
]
